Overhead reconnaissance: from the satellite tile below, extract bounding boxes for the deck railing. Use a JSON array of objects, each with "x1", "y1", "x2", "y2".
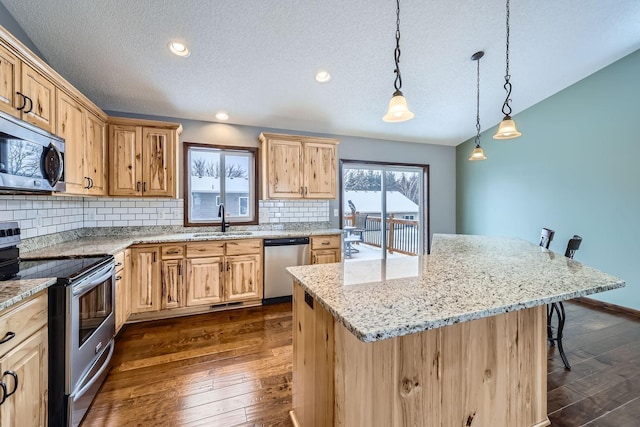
[{"x1": 344, "y1": 214, "x2": 419, "y2": 256}]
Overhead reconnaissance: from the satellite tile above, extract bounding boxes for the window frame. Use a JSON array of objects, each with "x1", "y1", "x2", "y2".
[{"x1": 183, "y1": 142, "x2": 259, "y2": 227}]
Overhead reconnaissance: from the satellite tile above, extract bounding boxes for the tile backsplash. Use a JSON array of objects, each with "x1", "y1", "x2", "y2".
[{"x1": 0, "y1": 196, "x2": 330, "y2": 239}]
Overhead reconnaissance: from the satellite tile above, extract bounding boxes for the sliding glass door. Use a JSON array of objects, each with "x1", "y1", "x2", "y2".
[{"x1": 340, "y1": 160, "x2": 428, "y2": 261}]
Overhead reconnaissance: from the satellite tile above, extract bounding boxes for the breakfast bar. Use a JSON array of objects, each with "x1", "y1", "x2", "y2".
[{"x1": 286, "y1": 234, "x2": 625, "y2": 427}]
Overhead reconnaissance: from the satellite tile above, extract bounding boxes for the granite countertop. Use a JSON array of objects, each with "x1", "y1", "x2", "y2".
[
  {"x1": 22, "y1": 229, "x2": 342, "y2": 258},
  {"x1": 287, "y1": 233, "x2": 625, "y2": 343},
  {"x1": 0, "y1": 228, "x2": 340, "y2": 311},
  {"x1": 0, "y1": 278, "x2": 56, "y2": 311}
]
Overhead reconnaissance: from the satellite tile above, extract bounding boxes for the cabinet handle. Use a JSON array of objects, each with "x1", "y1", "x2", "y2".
[
  {"x1": 115, "y1": 275, "x2": 122, "y2": 281},
  {"x1": 88, "y1": 177, "x2": 94, "y2": 189},
  {"x1": 226, "y1": 262, "x2": 230, "y2": 272},
  {"x1": 15, "y1": 92, "x2": 26, "y2": 111},
  {"x1": 178, "y1": 262, "x2": 182, "y2": 276},
  {"x1": 115, "y1": 262, "x2": 123, "y2": 268},
  {"x1": 322, "y1": 241, "x2": 330, "y2": 245},
  {"x1": 219, "y1": 262, "x2": 223, "y2": 272},
  {"x1": 167, "y1": 250, "x2": 179, "y2": 254},
  {"x1": 300, "y1": 186, "x2": 303, "y2": 194},
  {"x1": 153, "y1": 252, "x2": 157, "y2": 262},
  {"x1": 84, "y1": 177, "x2": 90, "y2": 189},
  {"x1": 0, "y1": 382, "x2": 6, "y2": 406},
  {"x1": 0, "y1": 332, "x2": 15, "y2": 344},
  {"x1": 24, "y1": 96, "x2": 33, "y2": 114},
  {"x1": 143, "y1": 182, "x2": 147, "y2": 192},
  {"x1": 305, "y1": 187, "x2": 308, "y2": 195},
  {"x1": 2, "y1": 371, "x2": 18, "y2": 398},
  {"x1": 136, "y1": 181, "x2": 141, "y2": 192},
  {"x1": 161, "y1": 273, "x2": 166, "y2": 297},
  {"x1": 313, "y1": 255, "x2": 317, "y2": 263}
]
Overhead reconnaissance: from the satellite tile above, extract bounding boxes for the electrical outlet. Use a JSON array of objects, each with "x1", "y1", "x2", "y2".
[
  {"x1": 333, "y1": 208, "x2": 339, "y2": 217},
  {"x1": 87, "y1": 210, "x2": 95, "y2": 221}
]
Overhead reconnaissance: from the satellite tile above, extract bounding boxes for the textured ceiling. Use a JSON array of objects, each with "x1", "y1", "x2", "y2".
[{"x1": 2, "y1": 0, "x2": 640, "y2": 146}]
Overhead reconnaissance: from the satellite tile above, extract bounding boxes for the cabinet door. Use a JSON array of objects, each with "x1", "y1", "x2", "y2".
[
  {"x1": 20, "y1": 63, "x2": 55, "y2": 133},
  {"x1": 115, "y1": 267, "x2": 126, "y2": 333},
  {"x1": 266, "y1": 139, "x2": 303, "y2": 199},
  {"x1": 0, "y1": 44, "x2": 21, "y2": 117},
  {"x1": 312, "y1": 249, "x2": 340, "y2": 264},
  {"x1": 109, "y1": 125, "x2": 142, "y2": 196},
  {"x1": 130, "y1": 247, "x2": 160, "y2": 313},
  {"x1": 85, "y1": 112, "x2": 107, "y2": 195},
  {"x1": 0, "y1": 326, "x2": 48, "y2": 427},
  {"x1": 161, "y1": 259, "x2": 184, "y2": 310},
  {"x1": 226, "y1": 254, "x2": 262, "y2": 302},
  {"x1": 57, "y1": 91, "x2": 86, "y2": 194},
  {"x1": 303, "y1": 142, "x2": 336, "y2": 199},
  {"x1": 186, "y1": 257, "x2": 224, "y2": 306},
  {"x1": 142, "y1": 127, "x2": 175, "y2": 197}
]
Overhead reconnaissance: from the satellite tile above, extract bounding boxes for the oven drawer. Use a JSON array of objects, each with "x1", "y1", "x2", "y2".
[{"x1": 0, "y1": 292, "x2": 47, "y2": 356}]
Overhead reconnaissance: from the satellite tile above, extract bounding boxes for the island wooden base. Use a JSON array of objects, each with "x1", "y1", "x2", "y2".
[{"x1": 292, "y1": 281, "x2": 551, "y2": 426}]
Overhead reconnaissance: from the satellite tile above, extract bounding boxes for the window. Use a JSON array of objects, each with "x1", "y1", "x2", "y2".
[{"x1": 184, "y1": 143, "x2": 258, "y2": 226}]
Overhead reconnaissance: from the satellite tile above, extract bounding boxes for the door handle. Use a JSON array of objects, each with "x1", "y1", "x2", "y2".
[{"x1": 15, "y1": 92, "x2": 26, "y2": 111}]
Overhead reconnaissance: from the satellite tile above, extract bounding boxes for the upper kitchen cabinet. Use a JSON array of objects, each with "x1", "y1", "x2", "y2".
[
  {"x1": 108, "y1": 117, "x2": 182, "y2": 198},
  {"x1": 0, "y1": 43, "x2": 20, "y2": 117},
  {"x1": 57, "y1": 92, "x2": 108, "y2": 196},
  {"x1": 259, "y1": 132, "x2": 339, "y2": 200},
  {"x1": 20, "y1": 63, "x2": 56, "y2": 133}
]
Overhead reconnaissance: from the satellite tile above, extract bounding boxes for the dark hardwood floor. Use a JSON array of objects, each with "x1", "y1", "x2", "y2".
[{"x1": 82, "y1": 301, "x2": 640, "y2": 427}]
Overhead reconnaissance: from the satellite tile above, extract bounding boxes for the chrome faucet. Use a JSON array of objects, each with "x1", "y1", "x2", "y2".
[{"x1": 218, "y1": 203, "x2": 229, "y2": 232}]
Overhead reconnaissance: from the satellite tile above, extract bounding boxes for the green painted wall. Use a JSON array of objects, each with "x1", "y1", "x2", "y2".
[{"x1": 456, "y1": 48, "x2": 640, "y2": 310}]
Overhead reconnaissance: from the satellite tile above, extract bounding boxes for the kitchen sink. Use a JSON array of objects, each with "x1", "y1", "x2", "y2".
[{"x1": 190, "y1": 231, "x2": 253, "y2": 237}]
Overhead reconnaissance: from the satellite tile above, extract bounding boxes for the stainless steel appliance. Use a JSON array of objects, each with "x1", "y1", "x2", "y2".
[
  {"x1": 0, "y1": 110, "x2": 65, "y2": 193},
  {"x1": 0, "y1": 222, "x2": 114, "y2": 427},
  {"x1": 263, "y1": 237, "x2": 310, "y2": 303}
]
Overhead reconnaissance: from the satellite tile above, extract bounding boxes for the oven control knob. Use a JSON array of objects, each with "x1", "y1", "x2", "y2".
[
  {"x1": 6, "y1": 229, "x2": 13, "y2": 236},
  {"x1": 13, "y1": 228, "x2": 20, "y2": 235},
  {"x1": 0, "y1": 230, "x2": 5, "y2": 237}
]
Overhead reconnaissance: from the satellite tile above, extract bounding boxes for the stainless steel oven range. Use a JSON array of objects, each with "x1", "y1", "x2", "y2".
[{"x1": 0, "y1": 222, "x2": 115, "y2": 427}]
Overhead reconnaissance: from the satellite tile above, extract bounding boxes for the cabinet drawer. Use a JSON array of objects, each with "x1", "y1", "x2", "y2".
[
  {"x1": 114, "y1": 250, "x2": 126, "y2": 270},
  {"x1": 162, "y1": 244, "x2": 185, "y2": 259},
  {"x1": 311, "y1": 235, "x2": 341, "y2": 250},
  {"x1": 0, "y1": 292, "x2": 47, "y2": 356},
  {"x1": 187, "y1": 241, "x2": 225, "y2": 258},
  {"x1": 225, "y1": 239, "x2": 262, "y2": 255}
]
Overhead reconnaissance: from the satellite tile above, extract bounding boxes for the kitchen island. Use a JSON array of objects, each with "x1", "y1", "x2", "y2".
[{"x1": 286, "y1": 234, "x2": 625, "y2": 427}]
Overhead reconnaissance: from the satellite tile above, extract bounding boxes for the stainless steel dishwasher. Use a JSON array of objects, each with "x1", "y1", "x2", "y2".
[{"x1": 263, "y1": 237, "x2": 310, "y2": 303}]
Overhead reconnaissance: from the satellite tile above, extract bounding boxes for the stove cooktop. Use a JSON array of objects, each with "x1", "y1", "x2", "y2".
[{"x1": 0, "y1": 256, "x2": 111, "y2": 282}]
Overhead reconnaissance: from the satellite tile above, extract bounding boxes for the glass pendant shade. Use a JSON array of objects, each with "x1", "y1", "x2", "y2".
[
  {"x1": 383, "y1": 90, "x2": 414, "y2": 122},
  {"x1": 493, "y1": 116, "x2": 522, "y2": 139},
  {"x1": 469, "y1": 144, "x2": 487, "y2": 161}
]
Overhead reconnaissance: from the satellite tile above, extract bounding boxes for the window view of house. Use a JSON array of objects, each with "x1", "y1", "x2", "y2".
[{"x1": 185, "y1": 144, "x2": 256, "y2": 225}]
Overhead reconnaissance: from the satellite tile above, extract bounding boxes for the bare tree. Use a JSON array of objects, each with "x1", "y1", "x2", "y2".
[
  {"x1": 191, "y1": 158, "x2": 207, "y2": 177},
  {"x1": 9, "y1": 143, "x2": 40, "y2": 176}
]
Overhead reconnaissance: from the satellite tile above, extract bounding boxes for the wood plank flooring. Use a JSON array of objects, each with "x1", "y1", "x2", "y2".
[{"x1": 81, "y1": 301, "x2": 640, "y2": 427}]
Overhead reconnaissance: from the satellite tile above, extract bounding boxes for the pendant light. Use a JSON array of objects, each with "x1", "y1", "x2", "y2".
[
  {"x1": 469, "y1": 51, "x2": 487, "y2": 161},
  {"x1": 383, "y1": 0, "x2": 414, "y2": 122},
  {"x1": 493, "y1": 0, "x2": 522, "y2": 139}
]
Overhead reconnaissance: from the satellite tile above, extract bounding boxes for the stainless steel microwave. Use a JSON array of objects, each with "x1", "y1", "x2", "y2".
[{"x1": 0, "y1": 110, "x2": 65, "y2": 193}]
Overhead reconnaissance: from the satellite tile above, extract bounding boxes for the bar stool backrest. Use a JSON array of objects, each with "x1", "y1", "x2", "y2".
[
  {"x1": 564, "y1": 235, "x2": 582, "y2": 259},
  {"x1": 539, "y1": 227, "x2": 555, "y2": 249}
]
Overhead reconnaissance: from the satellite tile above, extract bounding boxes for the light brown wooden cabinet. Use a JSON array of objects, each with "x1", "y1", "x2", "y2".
[
  {"x1": 114, "y1": 249, "x2": 131, "y2": 333},
  {"x1": 161, "y1": 259, "x2": 184, "y2": 310},
  {"x1": 108, "y1": 117, "x2": 181, "y2": 198},
  {"x1": 185, "y1": 256, "x2": 224, "y2": 306},
  {"x1": 0, "y1": 292, "x2": 48, "y2": 427},
  {"x1": 259, "y1": 132, "x2": 339, "y2": 200},
  {"x1": 226, "y1": 254, "x2": 262, "y2": 301},
  {"x1": 130, "y1": 246, "x2": 161, "y2": 314},
  {"x1": 0, "y1": 43, "x2": 20, "y2": 118},
  {"x1": 0, "y1": 46, "x2": 55, "y2": 134},
  {"x1": 310, "y1": 235, "x2": 341, "y2": 264},
  {"x1": 84, "y1": 112, "x2": 107, "y2": 195}
]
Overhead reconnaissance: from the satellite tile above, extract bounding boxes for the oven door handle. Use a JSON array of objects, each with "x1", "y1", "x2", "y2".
[
  {"x1": 72, "y1": 339, "x2": 114, "y2": 401},
  {"x1": 72, "y1": 265, "x2": 115, "y2": 297}
]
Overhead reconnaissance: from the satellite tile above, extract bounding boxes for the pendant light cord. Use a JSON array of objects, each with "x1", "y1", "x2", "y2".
[
  {"x1": 393, "y1": 0, "x2": 403, "y2": 92},
  {"x1": 501, "y1": 0, "x2": 513, "y2": 117},
  {"x1": 475, "y1": 56, "x2": 482, "y2": 145}
]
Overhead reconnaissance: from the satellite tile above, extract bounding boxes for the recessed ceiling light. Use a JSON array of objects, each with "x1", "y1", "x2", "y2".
[
  {"x1": 169, "y1": 41, "x2": 190, "y2": 57},
  {"x1": 315, "y1": 70, "x2": 331, "y2": 83},
  {"x1": 215, "y1": 112, "x2": 229, "y2": 121}
]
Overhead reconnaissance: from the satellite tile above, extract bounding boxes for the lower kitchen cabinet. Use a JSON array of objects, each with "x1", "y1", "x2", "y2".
[
  {"x1": 186, "y1": 257, "x2": 224, "y2": 306},
  {"x1": 130, "y1": 246, "x2": 160, "y2": 314},
  {"x1": 115, "y1": 249, "x2": 131, "y2": 333},
  {"x1": 310, "y1": 235, "x2": 341, "y2": 264},
  {"x1": 226, "y1": 254, "x2": 262, "y2": 302},
  {"x1": 0, "y1": 292, "x2": 48, "y2": 427},
  {"x1": 161, "y1": 259, "x2": 185, "y2": 310}
]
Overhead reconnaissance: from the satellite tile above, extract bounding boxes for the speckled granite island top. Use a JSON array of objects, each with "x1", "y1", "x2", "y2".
[
  {"x1": 0, "y1": 278, "x2": 55, "y2": 311},
  {"x1": 287, "y1": 234, "x2": 625, "y2": 343}
]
